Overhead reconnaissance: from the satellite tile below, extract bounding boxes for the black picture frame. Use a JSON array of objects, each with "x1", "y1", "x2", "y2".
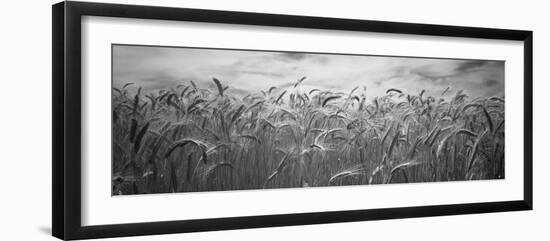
[{"x1": 52, "y1": 1, "x2": 533, "y2": 240}]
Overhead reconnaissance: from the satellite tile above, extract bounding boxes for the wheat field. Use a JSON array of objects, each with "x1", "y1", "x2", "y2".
[{"x1": 111, "y1": 76, "x2": 504, "y2": 195}]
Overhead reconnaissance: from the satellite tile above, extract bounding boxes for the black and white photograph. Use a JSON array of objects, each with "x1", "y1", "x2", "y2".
[
  {"x1": 111, "y1": 44, "x2": 505, "y2": 195},
  {"x1": 0, "y1": 0, "x2": 543, "y2": 240}
]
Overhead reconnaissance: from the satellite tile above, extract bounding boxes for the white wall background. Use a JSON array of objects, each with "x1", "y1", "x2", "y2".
[{"x1": 0, "y1": 0, "x2": 546, "y2": 240}]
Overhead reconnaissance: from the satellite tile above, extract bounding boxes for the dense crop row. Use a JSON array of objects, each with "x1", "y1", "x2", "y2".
[{"x1": 112, "y1": 77, "x2": 504, "y2": 195}]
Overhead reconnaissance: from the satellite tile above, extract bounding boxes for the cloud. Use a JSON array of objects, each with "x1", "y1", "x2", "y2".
[
  {"x1": 277, "y1": 52, "x2": 308, "y2": 61},
  {"x1": 239, "y1": 70, "x2": 286, "y2": 78},
  {"x1": 483, "y1": 79, "x2": 500, "y2": 88},
  {"x1": 455, "y1": 60, "x2": 487, "y2": 72},
  {"x1": 138, "y1": 73, "x2": 188, "y2": 91},
  {"x1": 410, "y1": 61, "x2": 461, "y2": 82},
  {"x1": 112, "y1": 45, "x2": 504, "y2": 99}
]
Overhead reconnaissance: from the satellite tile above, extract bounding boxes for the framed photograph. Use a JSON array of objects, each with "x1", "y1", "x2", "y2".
[{"x1": 52, "y1": 1, "x2": 533, "y2": 240}]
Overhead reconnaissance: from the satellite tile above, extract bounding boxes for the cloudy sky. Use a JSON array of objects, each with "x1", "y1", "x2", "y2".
[{"x1": 113, "y1": 45, "x2": 504, "y2": 98}]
